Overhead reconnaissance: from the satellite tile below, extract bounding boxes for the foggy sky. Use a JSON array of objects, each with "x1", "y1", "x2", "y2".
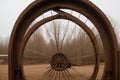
[{"x1": 0, "y1": 0, "x2": 120, "y2": 38}]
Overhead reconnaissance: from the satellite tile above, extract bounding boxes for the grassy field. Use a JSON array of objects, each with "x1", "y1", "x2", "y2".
[{"x1": 0, "y1": 64, "x2": 104, "y2": 80}]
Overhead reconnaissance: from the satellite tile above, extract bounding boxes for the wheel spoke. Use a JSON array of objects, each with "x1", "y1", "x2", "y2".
[
  {"x1": 26, "y1": 47, "x2": 51, "y2": 58},
  {"x1": 60, "y1": 10, "x2": 73, "y2": 51},
  {"x1": 61, "y1": 71, "x2": 67, "y2": 80},
  {"x1": 49, "y1": 70, "x2": 56, "y2": 80},
  {"x1": 64, "y1": 14, "x2": 81, "y2": 55},
  {"x1": 53, "y1": 71, "x2": 57, "y2": 80},
  {"x1": 51, "y1": 10, "x2": 61, "y2": 52},
  {"x1": 71, "y1": 67, "x2": 89, "y2": 80},
  {"x1": 63, "y1": 70, "x2": 71, "y2": 80},
  {"x1": 65, "y1": 69, "x2": 74, "y2": 80},
  {"x1": 40, "y1": 68, "x2": 53, "y2": 80}
]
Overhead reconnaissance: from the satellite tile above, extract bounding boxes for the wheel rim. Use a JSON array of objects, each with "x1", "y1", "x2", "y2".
[{"x1": 10, "y1": 2, "x2": 116, "y2": 79}]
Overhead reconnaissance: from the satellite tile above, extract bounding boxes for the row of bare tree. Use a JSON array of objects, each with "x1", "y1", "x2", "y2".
[
  {"x1": 0, "y1": 18, "x2": 120, "y2": 65},
  {"x1": 23, "y1": 20, "x2": 104, "y2": 65},
  {"x1": 0, "y1": 37, "x2": 8, "y2": 55}
]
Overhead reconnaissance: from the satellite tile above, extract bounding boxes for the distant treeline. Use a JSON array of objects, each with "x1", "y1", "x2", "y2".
[{"x1": 0, "y1": 18, "x2": 120, "y2": 65}]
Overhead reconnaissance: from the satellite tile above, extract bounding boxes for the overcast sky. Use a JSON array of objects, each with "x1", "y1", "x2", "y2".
[{"x1": 0, "y1": 0, "x2": 120, "y2": 38}]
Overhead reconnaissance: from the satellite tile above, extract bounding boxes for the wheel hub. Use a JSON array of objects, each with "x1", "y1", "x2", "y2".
[{"x1": 50, "y1": 53, "x2": 71, "y2": 71}]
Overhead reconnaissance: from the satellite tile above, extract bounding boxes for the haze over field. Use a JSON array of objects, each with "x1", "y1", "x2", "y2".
[{"x1": 0, "y1": 1, "x2": 119, "y2": 80}]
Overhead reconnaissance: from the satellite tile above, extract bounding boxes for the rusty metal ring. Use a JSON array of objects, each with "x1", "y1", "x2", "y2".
[{"x1": 18, "y1": 9, "x2": 100, "y2": 80}]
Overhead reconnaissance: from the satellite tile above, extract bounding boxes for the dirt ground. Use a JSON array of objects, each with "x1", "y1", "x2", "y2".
[{"x1": 0, "y1": 63, "x2": 104, "y2": 80}]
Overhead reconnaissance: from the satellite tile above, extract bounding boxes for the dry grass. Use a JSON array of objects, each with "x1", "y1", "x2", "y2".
[
  {"x1": 0, "y1": 63, "x2": 104, "y2": 80},
  {"x1": 0, "y1": 65, "x2": 8, "y2": 80}
]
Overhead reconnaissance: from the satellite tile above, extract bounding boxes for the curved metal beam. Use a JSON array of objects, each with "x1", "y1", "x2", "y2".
[
  {"x1": 18, "y1": 10, "x2": 99, "y2": 80},
  {"x1": 9, "y1": 0, "x2": 119, "y2": 80}
]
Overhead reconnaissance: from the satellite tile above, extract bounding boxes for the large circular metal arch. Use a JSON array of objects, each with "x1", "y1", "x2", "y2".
[
  {"x1": 18, "y1": 10, "x2": 100, "y2": 80},
  {"x1": 9, "y1": 0, "x2": 119, "y2": 80}
]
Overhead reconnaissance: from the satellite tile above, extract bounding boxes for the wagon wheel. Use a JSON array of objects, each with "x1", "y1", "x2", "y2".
[
  {"x1": 9, "y1": 0, "x2": 118, "y2": 80},
  {"x1": 21, "y1": 5, "x2": 99, "y2": 80},
  {"x1": 23, "y1": 11, "x2": 101, "y2": 80}
]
